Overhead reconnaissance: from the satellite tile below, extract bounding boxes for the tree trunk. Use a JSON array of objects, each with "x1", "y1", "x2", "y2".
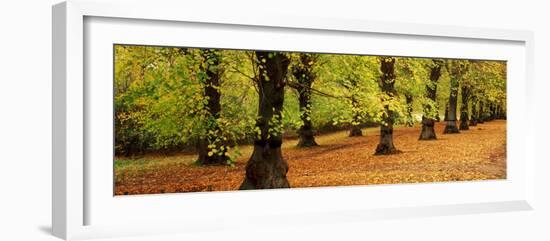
[
  {"x1": 444, "y1": 103, "x2": 449, "y2": 121},
  {"x1": 349, "y1": 126, "x2": 363, "y2": 137},
  {"x1": 375, "y1": 57, "x2": 399, "y2": 155},
  {"x1": 469, "y1": 99, "x2": 478, "y2": 126},
  {"x1": 444, "y1": 75, "x2": 460, "y2": 133},
  {"x1": 405, "y1": 94, "x2": 414, "y2": 127},
  {"x1": 349, "y1": 128, "x2": 363, "y2": 137},
  {"x1": 196, "y1": 49, "x2": 229, "y2": 165},
  {"x1": 478, "y1": 101, "x2": 485, "y2": 123},
  {"x1": 349, "y1": 97, "x2": 363, "y2": 137},
  {"x1": 240, "y1": 51, "x2": 290, "y2": 190},
  {"x1": 419, "y1": 61, "x2": 441, "y2": 140},
  {"x1": 297, "y1": 90, "x2": 319, "y2": 146},
  {"x1": 499, "y1": 106, "x2": 507, "y2": 119},
  {"x1": 489, "y1": 103, "x2": 496, "y2": 120},
  {"x1": 292, "y1": 54, "x2": 319, "y2": 147},
  {"x1": 459, "y1": 86, "x2": 470, "y2": 130}
]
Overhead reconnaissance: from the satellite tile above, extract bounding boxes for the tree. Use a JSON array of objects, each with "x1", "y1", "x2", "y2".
[
  {"x1": 319, "y1": 55, "x2": 379, "y2": 137},
  {"x1": 394, "y1": 58, "x2": 430, "y2": 128},
  {"x1": 338, "y1": 61, "x2": 367, "y2": 137},
  {"x1": 348, "y1": 85, "x2": 364, "y2": 136},
  {"x1": 459, "y1": 85, "x2": 471, "y2": 130},
  {"x1": 465, "y1": 60, "x2": 507, "y2": 124},
  {"x1": 444, "y1": 103, "x2": 449, "y2": 121},
  {"x1": 463, "y1": 60, "x2": 484, "y2": 127},
  {"x1": 196, "y1": 49, "x2": 230, "y2": 165},
  {"x1": 114, "y1": 45, "x2": 158, "y2": 156},
  {"x1": 489, "y1": 103, "x2": 497, "y2": 120},
  {"x1": 443, "y1": 60, "x2": 468, "y2": 134},
  {"x1": 419, "y1": 60, "x2": 443, "y2": 140},
  {"x1": 478, "y1": 101, "x2": 485, "y2": 123},
  {"x1": 469, "y1": 97, "x2": 478, "y2": 126},
  {"x1": 240, "y1": 51, "x2": 291, "y2": 190},
  {"x1": 375, "y1": 57, "x2": 399, "y2": 155},
  {"x1": 290, "y1": 53, "x2": 319, "y2": 147},
  {"x1": 404, "y1": 94, "x2": 414, "y2": 127}
]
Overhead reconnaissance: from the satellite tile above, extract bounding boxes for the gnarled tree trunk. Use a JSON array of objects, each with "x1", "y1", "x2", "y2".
[
  {"x1": 459, "y1": 86, "x2": 470, "y2": 130},
  {"x1": 419, "y1": 61, "x2": 442, "y2": 140},
  {"x1": 240, "y1": 51, "x2": 290, "y2": 190},
  {"x1": 375, "y1": 57, "x2": 399, "y2": 155},
  {"x1": 196, "y1": 49, "x2": 229, "y2": 165},
  {"x1": 292, "y1": 54, "x2": 319, "y2": 147}
]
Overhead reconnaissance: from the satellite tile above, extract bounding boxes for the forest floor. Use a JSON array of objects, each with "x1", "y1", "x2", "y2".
[{"x1": 114, "y1": 120, "x2": 506, "y2": 195}]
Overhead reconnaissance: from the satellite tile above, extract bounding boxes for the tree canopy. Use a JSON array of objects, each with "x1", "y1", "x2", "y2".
[{"x1": 114, "y1": 45, "x2": 506, "y2": 163}]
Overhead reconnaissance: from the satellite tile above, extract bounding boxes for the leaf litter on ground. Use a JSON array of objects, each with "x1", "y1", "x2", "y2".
[{"x1": 115, "y1": 120, "x2": 506, "y2": 195}]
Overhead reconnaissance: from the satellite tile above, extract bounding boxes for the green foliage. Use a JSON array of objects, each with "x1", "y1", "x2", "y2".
[
  {"x1": 465, "y1": 60, "x2": 507, "y2": 107},
  {"x1": 316, "y1": 54, "x2": 380, "y2": 127},
  {"x1": 115, "y1": 45, "x2": 507, "y2": 156},
  {"x1": 395, "y1": 57, "x2": 432, "y2": 124},
  {"x1": 114, "y1": 46, "x2": 256, "y2": 159}
]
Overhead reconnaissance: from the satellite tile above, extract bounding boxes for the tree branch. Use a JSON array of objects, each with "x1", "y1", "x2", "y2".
[{"x1": 286, "y1": 81, "x2": 351, "y2": 100}]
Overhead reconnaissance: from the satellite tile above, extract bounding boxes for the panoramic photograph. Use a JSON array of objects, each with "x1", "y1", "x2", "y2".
[{"x1": 113, "y1": 45, "x2": 507, "y2": 195}]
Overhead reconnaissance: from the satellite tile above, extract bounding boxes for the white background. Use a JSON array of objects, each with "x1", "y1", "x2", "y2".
[{"x1": 0, "y1": 0, "x2": 548, "y2": 240}]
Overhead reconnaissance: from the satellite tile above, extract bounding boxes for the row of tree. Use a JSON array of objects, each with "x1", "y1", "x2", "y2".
[{"x1": 114, "y1": 45, "x2": 506, "y2": 189}]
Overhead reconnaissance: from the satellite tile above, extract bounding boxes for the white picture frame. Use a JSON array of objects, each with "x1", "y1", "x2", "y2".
[{"x1": 52, "y1": 0, "x2": 535, "y2": 240}]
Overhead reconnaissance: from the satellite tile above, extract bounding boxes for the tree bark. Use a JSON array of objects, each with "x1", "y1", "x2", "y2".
[
  {"x1": 444, "y1": 71, "x2": 460, "y2": 134},
  {"x1": 444, "y1": 103, "x2": 449, "y2": 121},
  {"x1": 489, "y1": 103, "x2": 496, "y2": 120},
  {"x1": 240, "y1": 51, "x2": 290, "y2": 190},
  {"x1": 196, "y1": 49, "x2": 229, "y2": 165},
  {"x1": 419, "y1": 61, "x2": 442, "y2": 140},
  {"x1": 405, "y1": 94, "x2": 414, "y2": 127},
  {"x1": 459, "y1": 86, "x2": 470, "y2": 130},
  {"x1": 495, "y1": 105, "x2": 504, "y2": 119},
  {"x1": 469, "y1": 99, "x2": 478, "y2": 126},
  {"x1": 375, "y1": 57, "x2": 399, "y2": 155},
  {"x1": 297, "y1": 90, "x2": 319, "y2": 146},
  {"x1": 478, "y1": 101, "x2": 485, "y2": 123},
  {"x1": 292, "y1": 54, "x2": 319, "y2": 147}
]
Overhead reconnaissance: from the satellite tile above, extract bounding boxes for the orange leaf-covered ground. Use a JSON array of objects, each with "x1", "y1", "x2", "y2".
[{"x1": 115, "y1": 120, "x2": 506, "y2": 195}]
